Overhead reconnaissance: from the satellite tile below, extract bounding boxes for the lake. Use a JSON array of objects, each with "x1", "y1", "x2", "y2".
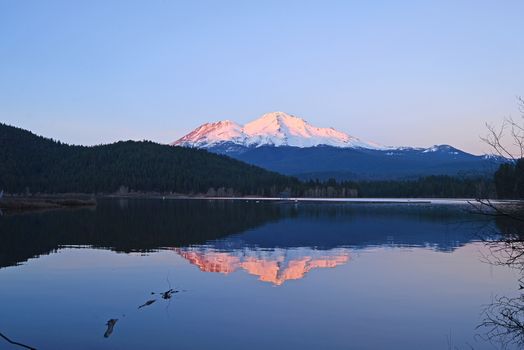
[{"x1": 0, "y1": 199, "x2": 521, "y2": 349}]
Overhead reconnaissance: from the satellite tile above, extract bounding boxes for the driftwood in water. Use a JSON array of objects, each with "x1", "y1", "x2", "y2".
[
  {"x1": 154, "y1": 288, "x2": 179, "y2": 300},
  {"x1": 138, "y1": 299, "x2": 156, "y2": 309},
  {"x1": 103, "y1": 319, "x2": 118, "y2": 338},
  {"x1": 0, "y1": 331, "x2": 37, "y2": 350}
]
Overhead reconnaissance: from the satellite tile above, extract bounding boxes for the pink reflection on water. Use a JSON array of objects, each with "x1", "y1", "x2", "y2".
[{"x1": 173, "y1": 247, "x2": 350, "y2": 285}]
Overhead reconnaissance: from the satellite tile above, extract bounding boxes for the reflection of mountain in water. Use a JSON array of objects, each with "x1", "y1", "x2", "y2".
[
  {"x1": 0, "y1": 199, "x2": 498, "y2": 269},
  {"x1": 171, "y1": 204, "x2": 496, "y2": 285},
  {"x1": 174, "y1": 247, "x2": 350, "y2": 285}
]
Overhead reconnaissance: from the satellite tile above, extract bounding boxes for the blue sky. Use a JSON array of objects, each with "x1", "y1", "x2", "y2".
[{"x1": 0, "y1": 0, "x2": 523, "y2": 154}]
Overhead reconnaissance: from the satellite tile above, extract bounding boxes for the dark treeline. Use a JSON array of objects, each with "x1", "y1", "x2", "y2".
[
  {"x1": 0, "y1": 122, "x2": 503, "y2": 198},
  {"x1": 300, "y1": 176, "x2": 493, "y2": 198},
  {"x1": 0, "y1": 123, "x2": 299, "y2": 196},
  {"x1": 494, "y1": 158, "x2": 524, "y2": 199}
]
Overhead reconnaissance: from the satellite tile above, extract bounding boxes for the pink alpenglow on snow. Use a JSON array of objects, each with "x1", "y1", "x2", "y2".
[{"x1": 173, "y1": 112, "x2": 385, "y2": 149}]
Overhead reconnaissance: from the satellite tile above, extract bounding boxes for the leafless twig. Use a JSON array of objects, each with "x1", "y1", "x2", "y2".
[{"x1": 0, "y1": 331, "x2": 37, "y2": 350}]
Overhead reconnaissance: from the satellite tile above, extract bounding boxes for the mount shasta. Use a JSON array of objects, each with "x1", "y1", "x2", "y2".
[{"x1": 174, "y1": 112, "x2": 502, "y2": 180}]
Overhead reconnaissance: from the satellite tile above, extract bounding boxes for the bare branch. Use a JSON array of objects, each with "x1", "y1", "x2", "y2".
[
  {"x1": 0, "y1": 331, "x2": 37, "y2": 350},
  {"x1": 478, "y1": 295, "x2": 524, "y2": 348},
  {"x1": 481, "y1": 120, "x2": 516, "y2": 160},
  {"x1": 481, "y1": 96, "x2": 524, "y2": 161}
]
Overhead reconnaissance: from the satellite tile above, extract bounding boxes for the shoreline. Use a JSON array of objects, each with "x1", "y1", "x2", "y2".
[
  {"x1": 1, "y1": 194, "x2": 521, "y2": 214},
  {"x1": 0, "y1": 196, "x2": 96, "y2": 213},
  {"x1": 103, "y1": 194, "x2": 522, "y2": 206}
]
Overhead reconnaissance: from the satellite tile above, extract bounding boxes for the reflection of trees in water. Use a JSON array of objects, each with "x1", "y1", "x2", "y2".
[
  {"x1": 482, "y1": 216, "x2": 524, "y2": 273},
  {"x1": 0, "y1": 200, "x2": 485, "y2": 269},
  {"x1": 0, "y1": 199, "x2": 283, "y2": 268},
  {"x1": 477, "y1": 210, "x2": 524, "y2": 348},
  {"x1": 481, "y1": 295, "x2": 524, "y2": 347}
]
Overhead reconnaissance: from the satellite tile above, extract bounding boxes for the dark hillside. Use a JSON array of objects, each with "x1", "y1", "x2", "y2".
[{"x1": 0, "y1": 123, "x2": 298, "y2": 195}]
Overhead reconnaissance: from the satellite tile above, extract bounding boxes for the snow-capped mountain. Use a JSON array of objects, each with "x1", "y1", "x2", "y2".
[
  {"x1": 173, "y1": 111, "x2": 506, "y2": 180},
  {"x1": 173, "y1": 111, "x2": 384, "y2": 149}
]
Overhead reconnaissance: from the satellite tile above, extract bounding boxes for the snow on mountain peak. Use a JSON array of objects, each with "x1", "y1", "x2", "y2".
[
  {"x1": 174, "y1": 119, "x2": 244, "y2": 147},
  {"x1": 173, "y1": 112, "x2": 385, "y2": 149}
]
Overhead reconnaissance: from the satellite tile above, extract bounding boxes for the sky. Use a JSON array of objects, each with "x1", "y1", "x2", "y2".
[{"x1": 0, "y1": 0, "x2": 523, "y2": 154}]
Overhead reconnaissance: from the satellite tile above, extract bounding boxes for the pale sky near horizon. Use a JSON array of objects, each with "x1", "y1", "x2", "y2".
[{"x1": 0, "y1": 0, "x2": 523, "y2": 154}]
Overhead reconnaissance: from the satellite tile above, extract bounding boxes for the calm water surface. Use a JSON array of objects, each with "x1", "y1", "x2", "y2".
[{"x1": 0, "y1": 199, "x2": 520, "y2": 349}]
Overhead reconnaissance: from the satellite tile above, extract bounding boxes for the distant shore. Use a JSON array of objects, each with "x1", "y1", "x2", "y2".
[
  {"x1": 0, "y1": 195, "x2": 96, "y2": 213},
  {"x1": 104, "y1": 193, "x2": 521, "y2": 205},
  {"x1": 2, "y1": 193, "x2": 522, "y2": 214}
]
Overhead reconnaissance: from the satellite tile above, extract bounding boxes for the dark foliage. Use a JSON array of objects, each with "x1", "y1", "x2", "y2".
[
  {"x1": 494, "y1": 159, "x2": 524, "y2": 199},
  {"x1": 0, "y1": 123, "x2": 299, "y2": 195},
  {"x1": 300, "y1": 175, "x2": 492, "y2": 198},
  {"x1": 0, "y1": 123, "x2": 496, "y2": 198},
  {"x1": 354, "y1": 175, "x2": 493, "y2": 198}
]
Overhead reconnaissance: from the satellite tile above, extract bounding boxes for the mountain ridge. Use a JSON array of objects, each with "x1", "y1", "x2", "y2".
[
  {"x1": 173, "y1": 112, "x2": 505, "y2": 180},
  {"x1": 174, "y1": 111, "x2": 385, "y2": 149}
]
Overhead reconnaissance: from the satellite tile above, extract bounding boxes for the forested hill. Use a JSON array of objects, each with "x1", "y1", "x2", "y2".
[{"x1": 0, "y1": 123, "x2": 299, "y2": 195}]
